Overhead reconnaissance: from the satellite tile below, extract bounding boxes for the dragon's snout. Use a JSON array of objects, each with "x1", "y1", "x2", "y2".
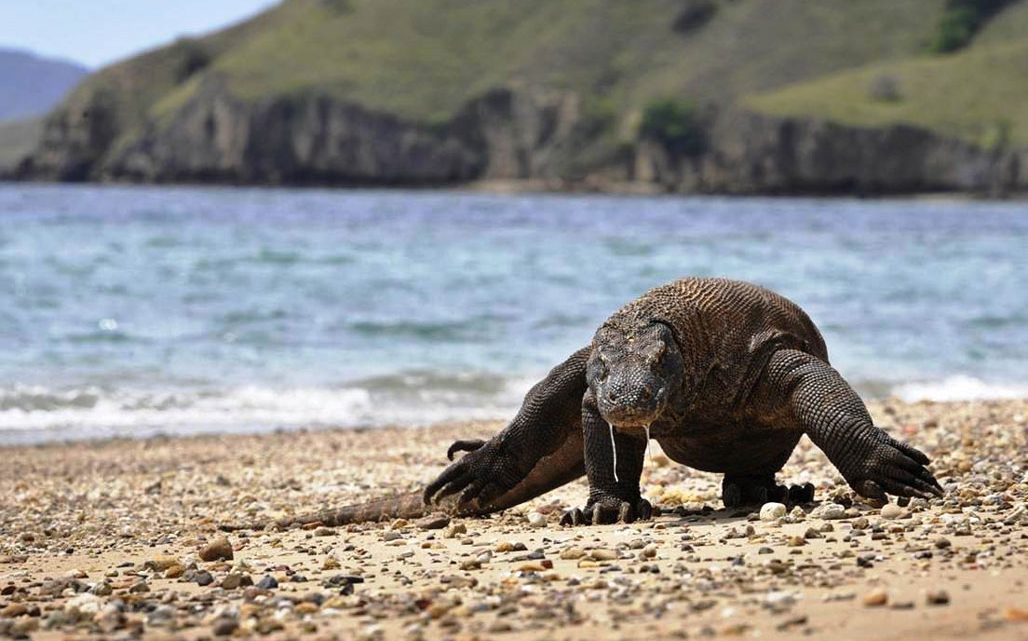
[{"x1": 597, "y1": 375, "x2": 666, "y2": 427}]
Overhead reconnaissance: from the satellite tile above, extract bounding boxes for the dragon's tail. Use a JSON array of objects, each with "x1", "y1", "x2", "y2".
[{"x1": 219, "y1": 491, "x2": 434, "y2": 531}]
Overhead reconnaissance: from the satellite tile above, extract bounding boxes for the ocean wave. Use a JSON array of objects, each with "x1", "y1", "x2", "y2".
[
  {"x1": 0, "y1": 376, "x2": 533, "y2": 443},
  {"x1": 892, "y1": 375, "x2": 1028, "y2": 402},
  {"x1": 2, "y1": 373, "x2": 1023, "y2": 445}
]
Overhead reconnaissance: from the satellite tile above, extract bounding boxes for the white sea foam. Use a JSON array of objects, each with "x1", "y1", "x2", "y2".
[
  {"x1": 893, "y1": 375, "x2": 1028, "y2": 402},
  {"x1": 0, "y1": 379, "x2": 530, "y2": 443}
]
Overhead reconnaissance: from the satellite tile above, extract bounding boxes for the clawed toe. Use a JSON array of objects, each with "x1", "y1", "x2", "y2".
[
  {"x1": 721, "y1": 476, "x2": 815, "y2": 508},
  {"x1": 560, "y1": 497, "x2": 653, "y2": 526},
  {"x1": 446, "y1": 439, "x2": 487, "y2": 461}
]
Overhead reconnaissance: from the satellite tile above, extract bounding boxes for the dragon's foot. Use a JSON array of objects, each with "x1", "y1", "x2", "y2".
[
  {"x1": 560, "y1": 494, "x2": 653, "y2": 526},
  {"x1": 721, "y1": 474, "x2": 815, "y2": 508}
]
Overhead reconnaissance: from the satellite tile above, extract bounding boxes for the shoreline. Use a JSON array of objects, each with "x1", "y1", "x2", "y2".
[
  {"x1": 3, "y1": 176, "x2": 1027, "y2": 202},
  {"x1": 1, "y1": 398, "x2": 1026, "y2": 640}
]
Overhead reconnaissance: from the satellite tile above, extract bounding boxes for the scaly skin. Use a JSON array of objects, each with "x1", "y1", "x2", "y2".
[{"x1": 226, "y1": 277, "x2": 942, "y2": 530}]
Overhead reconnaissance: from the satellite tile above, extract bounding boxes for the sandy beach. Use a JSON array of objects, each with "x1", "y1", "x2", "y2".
[{"x1": 2, "y1": 398, "x2": 1026, "y2": 640}]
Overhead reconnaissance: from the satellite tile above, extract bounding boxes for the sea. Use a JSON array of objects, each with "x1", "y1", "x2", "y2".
[{"x1": 1, "y1": 184, "x2": 1025, "y2": 444}]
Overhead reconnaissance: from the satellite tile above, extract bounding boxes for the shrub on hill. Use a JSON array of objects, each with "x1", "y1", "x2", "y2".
[{"x1": 639, "y1": 99, "x2": 706, "y2": 157}]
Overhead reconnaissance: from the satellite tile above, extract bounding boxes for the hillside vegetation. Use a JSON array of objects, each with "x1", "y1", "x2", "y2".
[
  {"x1": 14, "y1": 0, "x2": 1028, "y2": 193},
  {"x1": 50, "y1": 0, "x2": 951, "y2": 138},
  {"x1": 748, "y1": 3, "x2": 1028, "y2": 147}
]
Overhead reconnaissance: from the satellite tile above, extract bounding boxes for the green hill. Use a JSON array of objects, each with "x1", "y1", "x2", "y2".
[
  {"x1": 747, "y1": 9, "x2": 1028, "y2": 148},
  {"x1": 15, "y1": 0, "x2": 1028, "y2": 193}
]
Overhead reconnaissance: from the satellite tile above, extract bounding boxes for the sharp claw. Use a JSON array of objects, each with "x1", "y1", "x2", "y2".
[
  {"x1": 618, "y1": 502, "x2": 633, "y2": 523},
  {"x1": 432, "y1": 472, "x2": 474, "y2": 504},
  {"x1": 859, "y1": 479, "x2": 887, "y2": 501},
  {"x1": 638, "y1": 500, "x2": 653, "y2": 521},
  {"x1": 446, "y1": 439, "x2": 486, "y2": 461},
  {"x1": 458, "y1": 478, "x2": 486, "y2": 506}
]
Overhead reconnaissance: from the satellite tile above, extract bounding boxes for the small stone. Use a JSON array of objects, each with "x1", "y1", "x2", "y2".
[
  {"x1": 64, "y1": 593, "x2": 103, "y2": 619},
  {"x1": 90, "y1": 581, "x2": 112, "y2": 596},
  {"x1": 314, "y1": 527, "x2": 335, "y2": 536},
  {"x1": 164, "y1": 563, "x2": 185, "y2": 579},
  {"x1": 880, "y1": 504, "x2": 904, "y2": 520},
  {"x1": 128, "y1": 580, "x2": 150, "y2": 593},
  {"x1": 527, "y1": 512, "x2": 547, "y2": 528},
  {"x1": 295, "y1": 602, "x2": 320, "y2": 614},
  {"x1": 257, "y1": 575, "x2": 278, "y2": 590},
  {"x1": 195, "y1": 570, "x2": 214, "y2": 586},
  {"x1": 444, "y1": 523, "x2": 467, "y2": 538},
  {"x1": 588, "y1": 548, "x2": 618, "y2": 561},
  {"x1": 1004, "y1": 607, "x2": 1028, "y2": 622},
  {"x1": 1, "y1": 604, "x2": 28, "y2": 618},
  {"x1": 560, "y1": 547, "x2": 586, "y2": 560},
  {"x1": 863, "y1": 588, "x2": 888, "y2": 607},
  {"x1": 934, "y1": 537, "x2": 951, "y2": 549},
  {"x1": 811, "y1": 503, "x2": 847, "y2": 520},
  {"x1": 212, "y1": 618, "x2": 238, "y2": 636},
  {"x1": 221, "y1": 573, "x2": 252, "y2": 590},
  {"x1": 926, "y1": 590, "x2": 950, "y2": 606},
  {"x1": 199, "y1": 536, "x2": 234, "y2": 562},
  {"x1": 146, "y1": 556, "x2": 179, "y2": 571},
  {"x1": 417, "y1": 515, "x2": 451, "y2": 530},
  {"x1": 759, "y1": 503, "x2": 787, "y2": 521},
  {"x1": 322, "y1": 557, "x2": 340, "y2": 570},
  {"x1": 787, "y1": 536, "x2": 805, "y2": 547},
  {"x1": 517, "y1": 562, "x2": 546, "y2": 572}
]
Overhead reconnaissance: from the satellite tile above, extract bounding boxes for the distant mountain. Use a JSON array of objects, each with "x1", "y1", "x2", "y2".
[
  {"x1": 0, "y1": 48, "x2": 88, "y2": 122},
  {"x1": 13, "y1": 0, "x2": 1028, "y2": 195}
]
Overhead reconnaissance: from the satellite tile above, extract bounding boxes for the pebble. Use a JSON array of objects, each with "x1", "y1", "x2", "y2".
[
  {"x1": 199, "y1": 536, "x2": 234, "y2": 562},
  {"x1": 256, "y1": 575, "x2": 278, "y2": 590},
  {"x1": 416, "y1": 515, "x2": 451, "y2": 530},
  {"x1": 128, "y1": 580, "x2": 150, "y2": 593},
  {"x1": 926, "y1": 590, "x2": 950, "y2": 606},
  {"x1": 0, "y1": 604, "x2": 28, "y2": 618},
  {"x1": 527, "y1": 512, "x2": 547, "y2": 528},
  {"x1": 194, "y1": 570, "x2": 214, "y2": 586},
  {"x1": 862, "y1": 588, "x2": 888, "y2": 607},
  {"x1": 212, "y1": 617, "x2": 238, "y2": 636},
  {"x1": 759, "y1": 502, "x2": 787, "y2": 521},
  {"x1": 588, "y1": 548, "x2": 618, "y2": 561},
  {"x1": 880, "y1": 504, "x2": 904, "y2": 520},
  {"x1": 810, "y1": 503, "x2": 847, "y2": 520}
]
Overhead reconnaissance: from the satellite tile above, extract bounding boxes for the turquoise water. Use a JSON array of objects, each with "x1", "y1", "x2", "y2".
[{"x1": 1, "y1": 184, "x2": 1025, "y2": 443}]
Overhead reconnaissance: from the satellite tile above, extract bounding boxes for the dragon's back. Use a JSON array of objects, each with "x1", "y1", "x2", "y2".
[{"x1": 608, "y1": 277, "x2": 828, "y2": 374}]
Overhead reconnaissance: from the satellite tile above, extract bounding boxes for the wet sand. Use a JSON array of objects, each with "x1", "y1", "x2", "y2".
[{"x1": 1, "y1": 399, "x2": 1026, "y2": 640}]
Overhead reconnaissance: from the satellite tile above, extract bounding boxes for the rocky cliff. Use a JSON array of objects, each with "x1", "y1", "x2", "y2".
[
  {"x1": 635, "y1": 110, "x2": 1027, "y2": 196},
  {"x1": 19, "y1": 80, "x2": 1025, "y2": 196}
]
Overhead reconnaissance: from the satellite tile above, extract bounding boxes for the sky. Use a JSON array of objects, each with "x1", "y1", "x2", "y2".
[{"x1": 0, "y1": 0, "x2": 280, "y2": 68}]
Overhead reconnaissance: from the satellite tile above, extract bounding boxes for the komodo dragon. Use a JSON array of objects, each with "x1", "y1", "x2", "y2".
[{"x1": 224, "y1": 277, "x2": 941, "y2": 530}]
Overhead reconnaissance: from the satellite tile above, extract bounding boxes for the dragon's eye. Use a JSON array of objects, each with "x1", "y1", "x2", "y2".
[{"x1": 644, "y1": 340, "x2": 666, "y2": 364}]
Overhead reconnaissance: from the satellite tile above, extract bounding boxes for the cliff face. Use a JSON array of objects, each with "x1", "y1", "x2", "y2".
[
  {"x1": 20, "y1": 81, "x2": 589, "y2": 187},
  {"x1": 635, "y1": 110, "x2": 1026, "y2": 195},
  {"x1": 17, "y1": 80, "x2": 1026, "y2": 195}
]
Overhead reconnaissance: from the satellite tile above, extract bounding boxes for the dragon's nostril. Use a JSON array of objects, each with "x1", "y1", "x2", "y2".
[{"x1": 639, "y1": 388, "x2": 652, "y2": 401}]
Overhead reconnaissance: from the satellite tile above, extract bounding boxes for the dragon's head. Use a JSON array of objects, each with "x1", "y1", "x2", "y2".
[{"x1": 587, "y1": 321, "x2": 684, "y2": 430}]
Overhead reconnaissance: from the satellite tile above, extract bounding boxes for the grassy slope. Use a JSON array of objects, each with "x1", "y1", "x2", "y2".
[
  {"x1": 146, "y1": 0, "x2": 946, "y2": 127},
  {"x1": 0, "y1": 117, "x2": 43, "y2": 170},
  {"x1": 747, "y1": 0, "x2": 1028, "y2": 146}
]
